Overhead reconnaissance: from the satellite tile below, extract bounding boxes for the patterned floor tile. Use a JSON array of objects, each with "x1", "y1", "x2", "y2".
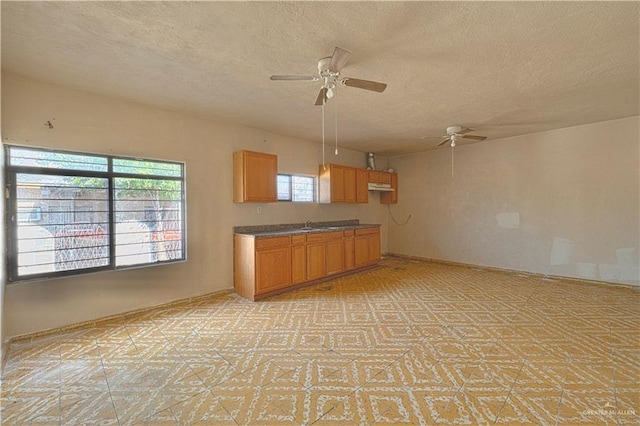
[
  {"x1": 354, "y1": 384, "x2": 423, "y2": 425},
  {"x1": 495, "y1": 389, "x2": 561, "y2": 424},
  {"x1": 168, "y1": 389, "x2": 233, "y2": 425},
  {"x1": 60, "y1": 390, "x2": 118, "y2": 425},
  {"x1": 133, "y1": 408, "x2": 178, "y2": 426},
  {"x1": 557, "y1": 387, "x2": 619, "y2": 425},
  {"x1": 1, "y1": 390, "x2": 61, "y2": 425},
  {"x1": 3, "y1": 257, "x2": 639, "y2": 426}
]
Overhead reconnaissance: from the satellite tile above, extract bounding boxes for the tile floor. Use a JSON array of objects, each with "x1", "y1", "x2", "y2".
[{"x1": 1, "y1": 257, "x2": 638, "y2": 425}]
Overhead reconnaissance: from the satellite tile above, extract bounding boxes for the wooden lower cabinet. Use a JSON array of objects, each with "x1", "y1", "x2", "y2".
[
  {"x1": 344, "y1": 231, "x2": 355, "y2": 270},
  {"x1": 354, "y1": 236, "x2": 370, "y2": 268},
  {"x1": 354, "y1": 227, "x2": 381, "y2": 267},
  {"x1": 326, "y1": 239, "x2": 345, "y2": 275},
  {"x1": 291, "y1": 243, "x2": 306, "y2": 284},
  {"x1": 256, "y1": 247, "x2": 291, "y2": 293},
  {"x1": 306, "y1": 242, "x2": 326, "y2": 281},
  {"x1": 234, "y1": 226, "x2": 380, "y2": 301}
]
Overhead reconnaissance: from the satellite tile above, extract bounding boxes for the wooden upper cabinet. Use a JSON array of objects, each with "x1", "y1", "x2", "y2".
[
  {"x1": 233, "y1": 150, "x2": 278, "y2": 203},
  {"x1": 368, "y1": 170, "x2": 391, "y2": 185},
  {"x1": 343, "y1": 167, "x2": 356, "y2": 203},
  {"x1": 356, "y1": 168, "x2": 368, "y2": 203},
  {"x1": 380, "y1": 173, "x2": 398, "y2": 204},
  {"x1": 331, "y1": 165, "x2": 346, "y2": 202},
  {"x1": 319, "y1": 164, "x2": 357, "y2": 204}
]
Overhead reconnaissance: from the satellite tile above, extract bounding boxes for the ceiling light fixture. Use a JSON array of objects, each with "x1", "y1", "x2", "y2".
[{"x1": 326, "y1": 86, "x2": 334, "y2": 99}]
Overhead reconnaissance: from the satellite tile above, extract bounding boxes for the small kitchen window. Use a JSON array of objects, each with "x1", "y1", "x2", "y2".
[{"x1": 277, "y1": 174, "x2": 315, "y2": 202}]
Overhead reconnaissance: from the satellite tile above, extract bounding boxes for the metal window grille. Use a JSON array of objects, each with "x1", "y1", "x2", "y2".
[
  {"x1": 5, "y1": 146, "x2": 186, "y2": 282},
  {"x1": 277, "y1": 174, "x2": 315, "y2": 202}
]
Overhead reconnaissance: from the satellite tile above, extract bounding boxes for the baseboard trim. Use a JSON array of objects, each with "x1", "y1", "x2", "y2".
[
  {"x1": 1, "y1": 341, "x2": 9, "y2": 376},
  {"x1": 6, "y1": 288, "x2": 235, "y2": 346},
  {"x1": 384, "y1": 253, "x2": 639, "y2": 290}
]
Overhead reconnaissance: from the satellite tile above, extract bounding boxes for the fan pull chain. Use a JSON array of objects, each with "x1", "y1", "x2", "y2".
[
  {"x1": 322, "y1": 99, "x2": 326, "y2": 170},
  {"x1": 334, "y1": 90, "x2": 339, "y2": 155},
  {"x1": 451, "y1": 146, "x2": 455, "y2": 178}
]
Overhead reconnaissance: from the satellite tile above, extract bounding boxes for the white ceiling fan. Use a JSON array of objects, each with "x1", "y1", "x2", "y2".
[
  {"x1": 270, "y1": 47, "x2": 387, "y2": 105},
  {"x1": 271, "y1": 47, "x2": 387, "y2": 168},
  {"x1": 437, "y1": 126, "x2": 487, "y2": 178},
  {"x1": 437, "y1": 126, "x2": 487, "y2": 148}
]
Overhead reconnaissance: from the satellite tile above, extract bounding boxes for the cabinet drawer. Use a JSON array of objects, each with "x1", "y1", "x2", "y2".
[
  {"x1": 256, "y1": 236, "x2": 291, "y2": 249},
  {"x1": 343, "y1": 229, "x2": 355, "y2": 237},
  {"x1": 307, "y1": 231, "x2": 343, "y2": 242},
  {"x1": 291, "y1": 234, "x2": 306, "y2": 245},
  {"x1": 355, "y1": 227, "x2": 379, "y2": 236}
]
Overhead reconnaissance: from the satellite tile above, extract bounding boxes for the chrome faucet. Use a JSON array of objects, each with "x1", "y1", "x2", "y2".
[{"x1": 305, "y1": 220, "x2": 313, "y2": 228}]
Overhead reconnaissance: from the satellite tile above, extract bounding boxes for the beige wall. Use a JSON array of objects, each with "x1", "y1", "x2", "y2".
[
  {"x1": 1, "y1": 72, "x2": 389, "y2": 338},
  {"x1": 388, "y1": 116, "x2": 640, "y2": 285},
  {"x1": 0, "y1": 73, "x2": 5, "y2": 361}
]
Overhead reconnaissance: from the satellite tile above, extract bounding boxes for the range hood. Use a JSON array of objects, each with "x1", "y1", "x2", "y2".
[{"x1": 368, "y1": 182, "x2": 394, "y2": 192}]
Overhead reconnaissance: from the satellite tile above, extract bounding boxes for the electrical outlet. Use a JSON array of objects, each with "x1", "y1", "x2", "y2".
[{"x1": 256, "y1": 206, "x2": 262, "y2": 214}]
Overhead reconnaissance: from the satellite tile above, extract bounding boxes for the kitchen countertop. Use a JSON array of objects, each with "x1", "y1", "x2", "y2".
[{"x1": 233, "y1": 220, "x2": 380, "y2": 238}]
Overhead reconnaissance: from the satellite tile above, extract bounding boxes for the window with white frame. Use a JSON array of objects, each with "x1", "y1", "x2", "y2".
[
  {"x1": 277, "y1": 174, "x2": 315, "y2": 202},
  {"x1": 5, "y1": 146, "x2": 186, "y2": 282}
]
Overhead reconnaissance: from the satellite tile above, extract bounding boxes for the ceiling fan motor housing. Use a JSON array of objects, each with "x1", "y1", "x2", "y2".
[
  {"x1": 317, "y1": 57, "x2": 332, "y2": 74},
  {"x1": 446, "y1": 125, "x2": 463, "y2": 135}
]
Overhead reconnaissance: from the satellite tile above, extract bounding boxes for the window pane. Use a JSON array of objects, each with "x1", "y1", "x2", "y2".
[
  {"x1": 114, "y1": 177, "x2": 183, "y2": 266},
  {"x1": 113, "y1": 158, "x2": 182, "y2": 177},
  {"x1": 10, "y1": 147, "x2": 107, "y2": 172},
  {"x1": 7, "y1": 146, "x2": 186, "y2": 281},
  {"x1": 15, "y1": 173, "x2": 109, "y2": 276},
  {"x1": 277, "y1": 175, "x2": 292, "y2": 201},
  {"x1": 292, "y1": 176, "x2": 315, "y2": 202}
]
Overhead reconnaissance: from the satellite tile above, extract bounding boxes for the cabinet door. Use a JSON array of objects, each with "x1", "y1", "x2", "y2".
[
  {"x1": 233, "y1": 150, "x2": 277, "y2": 202},
  {"x1": 326, "y1": 239, "x2": 344, "y2": 276},
  {"x1": 307, "y1": 242, "x2": 326, "y2": 280},
  {"x1": 368, "y1": 170, "x2": 383, "y2": 183},
  {"x1": 331, "y1": 165, "x2": 345, "y2": 202},
  {"x1": 380, "y1": 173, "x2": 398, "y2": 204},
  {"x1": 245, "y1": 152, "x2": 277, "y2": 201},
  {"x1": 356, "y1": 168, "x2": 369, "y2": 203},
  {"x1": 354, "y1": 236, "x2": 370, "y2": 268},
  {"x1": 343, "y1": 167, "x2": 357, "y2": 203},
  {"x1": 255, "y1": 247, "x2": 291, "y2": 293},
  {"x1": 344, "y1": 237, "x2": 355, "y2": 270},
  {"x1": 291, "y1": 244, "x2": 306, "y2": 284},
  {"x1": 368, "y1": 234, "x2": 381, "y2": 263}
]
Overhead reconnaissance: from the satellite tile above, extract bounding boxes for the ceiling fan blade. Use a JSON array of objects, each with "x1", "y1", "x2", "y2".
[
  {"x1": 462, "y1": 135, "x2": 487, "y2": 141},
  {"x1": 342, "y1": 78, "x2": 387, "y2": 93},
  {"x1": 328, "y1": 47, "x2": 351, "y2": 73},
  {"x1": 437, "y1": 138, "x2": 451, "y2": 147},
  {"x1": 314, "y1": 88, "x2": 328, "y2": 106},
  {"x1": 270, "y1": 75, "x2": 317, "y2": 81},
  {"x1": 458, "y1": 127, "x2": 475, "y2": 135}
]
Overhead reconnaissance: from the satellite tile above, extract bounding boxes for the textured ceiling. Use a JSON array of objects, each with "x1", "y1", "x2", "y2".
[{"x1": 2, "y1": 2, "x2": 638, "y2": 157}]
